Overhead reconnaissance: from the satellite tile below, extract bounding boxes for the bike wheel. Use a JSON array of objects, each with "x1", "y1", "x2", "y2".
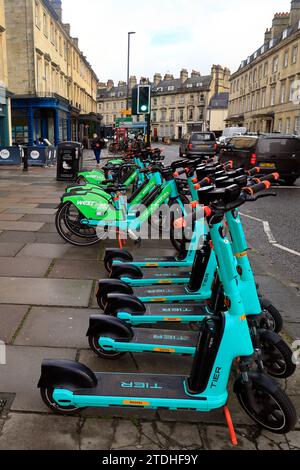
[
  {"x1": 55, "y1": 202, "x2": 101, "y2": 246},
  {"x1": 40, "y1": 387, "x2": 82, "y2": 415},
  {"x1": 235, "y1": 375, "x2": 297, "y2": 434},
  {"x1": 88, "y1": 333, "x2": 126, "y2": 360},
  {"x1": 259, "y1": 299, "x2": 283, "y2": 333},
  {"x1": 260, "y1": 330, "x2": 296, "y2": 379}
]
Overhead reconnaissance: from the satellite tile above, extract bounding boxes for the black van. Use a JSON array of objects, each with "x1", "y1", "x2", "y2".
[{"x1": 220, "y1": 134, "x2": 300, "y2": 184}]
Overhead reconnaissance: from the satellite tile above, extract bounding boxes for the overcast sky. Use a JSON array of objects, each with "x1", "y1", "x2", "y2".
[{"x1": 62, "y1": 0, "x2": 291, "y2": 83}]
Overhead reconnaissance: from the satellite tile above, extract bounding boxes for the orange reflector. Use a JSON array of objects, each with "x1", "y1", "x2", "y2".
[
  {"x1": 153, "y1": 347, "x2": 176, "y2": 353},
  {"x1": 163, "y1": 317, "x2": 182, "y2": 322},
  {"x1": 174, "y1": 217, "x2": 186, "y2": 229},
  {"x1": 151, "y1": 298, "x2": 167, "y2": 302},
  {"x1": 235, "y1": 251, "x2": 247, "y2": 258},
  {"x1": 123, "y1": 400, "x2": 149, "y2": 406},
  {"x1": 158, "y1": 280, "x2": 172, "y2": 284},
  {"x1": 145, "y1": 263, "x2": 159, "y2": 267},
  {"x1": 239, "y1": 315, "x2": 247, "y2": 321}
]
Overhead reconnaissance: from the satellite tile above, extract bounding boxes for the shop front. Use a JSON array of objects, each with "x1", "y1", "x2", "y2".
[{"x1": 11, "y1": 95, "x2": 71, "y2": 146}]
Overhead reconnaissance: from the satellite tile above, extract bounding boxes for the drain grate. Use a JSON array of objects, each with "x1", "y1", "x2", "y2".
[{"x1": 0, "y1": 393, "x2": 15, "y2": 417}]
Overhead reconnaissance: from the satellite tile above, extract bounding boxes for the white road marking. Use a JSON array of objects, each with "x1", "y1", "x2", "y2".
[
  {"x1": 273, "y1": 244, "x2": 300, "y2": 257},
  {"x1": 262, "y1": 221, "x2": 277, "y2": 244},
  {"x1": 240, "y1": 212, "x2": 300, "y2": 257}
]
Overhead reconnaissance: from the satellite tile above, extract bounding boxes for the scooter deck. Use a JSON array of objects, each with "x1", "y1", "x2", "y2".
[
  {"x1": 131, "y1": 285, "x2": 193, "y2": 298},
  {"x1": 132, "y1": 269, "x2": 191, "y2": 280},
  {"x1": 141, "y1": 303, "x2": 208, "y2": 317},
  {"x1": 75, "y1": 372, "x2": 201, "y2": 401},
  {"x1": 131, "y1": 328, "x2": 198, "y2": 347}
]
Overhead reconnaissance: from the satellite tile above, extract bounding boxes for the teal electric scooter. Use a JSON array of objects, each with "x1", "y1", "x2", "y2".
[{"x1": 38, "y1": 183, "x2": 297, "y2": 438}]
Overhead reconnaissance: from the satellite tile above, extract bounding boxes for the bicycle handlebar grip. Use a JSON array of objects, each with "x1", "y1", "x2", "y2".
[
  {"x1": 194, "y1": 177, "x2": 211, "y2": 190},
  {"x1": 244, "y1": 180, "x2": 271, "y2": 195}
]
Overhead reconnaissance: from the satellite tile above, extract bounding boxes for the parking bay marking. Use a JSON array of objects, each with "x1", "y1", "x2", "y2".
[{"x1": 240, "y1": 213, "x2": 300, "y2": 257}]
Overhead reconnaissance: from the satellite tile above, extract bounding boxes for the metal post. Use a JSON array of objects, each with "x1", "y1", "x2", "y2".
[
  {"x1": 23, "y1": 146, "x2": 28, "y2": 172},
  {"x1": 146, "y1": 114, "x2": 151, "y2": 147},
  {"x1": 126, "y1": 32, "x2": 136, "y2": 111}
]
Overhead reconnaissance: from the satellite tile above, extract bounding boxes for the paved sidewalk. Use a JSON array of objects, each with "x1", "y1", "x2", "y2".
[{"x1": 0, "y1": 155, "x2": 299, "y2": 450}]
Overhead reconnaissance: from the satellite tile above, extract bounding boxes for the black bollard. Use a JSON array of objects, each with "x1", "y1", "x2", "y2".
[{"x1": 23, "y1": 147, "x2": 28, "y2": 172}]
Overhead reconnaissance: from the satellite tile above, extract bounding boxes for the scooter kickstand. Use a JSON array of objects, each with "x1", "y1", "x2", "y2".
[{"x1": 223, "y1": 405, "x2": 238, "y2": 447}]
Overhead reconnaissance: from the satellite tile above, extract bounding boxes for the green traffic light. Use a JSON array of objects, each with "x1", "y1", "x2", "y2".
[{"x1": 140, "y1": 105, "x2": 148, "y2": 112}]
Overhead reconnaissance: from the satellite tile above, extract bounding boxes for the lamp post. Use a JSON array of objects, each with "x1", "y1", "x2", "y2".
[{"x1": 126, "y1": 31, "x2": 136, "y2": 111}]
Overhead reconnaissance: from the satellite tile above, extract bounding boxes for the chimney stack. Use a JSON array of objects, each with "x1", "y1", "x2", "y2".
[
  {"x1": 271, "y1": 12, "x2": 290, "y2": 38},
  {"x1": 290, "y1": 0, "x2": 300, "y2": 24},
  {"x1": 129, "y1": 76, "x2": 137, "y2": 89},
  {"x1": 107, "y1": 80, "x2": 114, "y2": 90},
  {"x1": 191, "y1": 70, "x2": 201, "y2": 78},
  {"x1": 153, "y1": 73, "x2": 162, "y2": 86},
  {"x1": 180, "y1": 69, "x2": 189, "y2": 83},
  {"x1": 264, "y1": 28, "x2": 272, "y2": 42}
]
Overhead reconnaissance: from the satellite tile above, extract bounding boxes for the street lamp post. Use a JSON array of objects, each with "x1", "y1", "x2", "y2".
[{"x1": 126, "y1": 31, "x2": 136, "y2": 111}]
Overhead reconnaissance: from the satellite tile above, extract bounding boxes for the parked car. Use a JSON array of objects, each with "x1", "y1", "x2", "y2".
[
  {"x1": 219, "y1": 127, "x2": 247, "y2": 144},
  {"x1": 219, "y1": 134, "x2": 300, "y2": 185},
  {"x1": 179, "y1": 132, "x2": 218, "y2": 159}
]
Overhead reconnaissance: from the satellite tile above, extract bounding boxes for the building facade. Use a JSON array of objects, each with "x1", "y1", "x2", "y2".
[
  {"x1": 98, "y1": 66, "x2": 230, "y2": 140},
  {"x1": 151, "y1": 66, "x2": 229, "y2": 140},
  {"x1": 4, "y1": 0, "x2": 99, "y2": 146},
  {"x1": 228, "y1": 1, "x2": 300, "y2": 135},
  {"x1": 0, "y1": 0, "x2": 11, "y2": 146}
]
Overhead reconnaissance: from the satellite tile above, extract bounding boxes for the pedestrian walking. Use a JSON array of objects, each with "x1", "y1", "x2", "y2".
[{"x1": 91, "y1": 133, "x2": 105, "y2": 166}]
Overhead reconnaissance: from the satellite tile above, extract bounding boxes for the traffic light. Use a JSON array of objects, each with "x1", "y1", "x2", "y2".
[{"x1": 137, "y1": 85, "x2": 151, "y2": 114}]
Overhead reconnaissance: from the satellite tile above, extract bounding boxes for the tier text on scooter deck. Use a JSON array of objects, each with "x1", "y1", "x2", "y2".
[{"x1": 102, "y1": 455, "x2": 199, "y2": 466}]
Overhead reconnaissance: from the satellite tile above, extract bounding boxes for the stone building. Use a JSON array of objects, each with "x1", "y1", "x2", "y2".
[
  {"x1": 151, "y1": 66, "x2": 229, "y2": 140},
  {"x1": 227, "y1": 1, "x2": 300, "y2": 135},
  {"x1": 98, "y1": 66, "x2": 230, "y2": 140},
  {"x1": 4, "y1": 0, "x2": 99, "y2": 146},
  {"x1": 0, "y1": 0, "x2": 11, "y2": 146}
]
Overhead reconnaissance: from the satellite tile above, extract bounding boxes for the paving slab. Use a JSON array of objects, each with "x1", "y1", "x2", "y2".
[
  {"x1": 49, "y1": 259, "x2": 104, "y2": 280},
  {"x1": 0, "y1": 214, "x2": 24, "y2": 221},
  {"x1": 0, "y1": 413, "x2": 79, "y2": 450},
  {"x1": 20, "y1": 214, "x2": 55, "y2": 223},
  {"x1": 0, "y1": 305, "x2": 29, "y2": 343},
  {"x1": 7, "y1": 208, "x2": 56, "y2": 215},
  {"x1": 0, "y1": 243, "x2": 25, "y2": 257},
  {"x1": 256, "y1": 431, "x2": 290, "y2": 450},
  {"x1": 38, "y1": 223, "x2": 59, "y2": 233},
  {"x1": 0, "y1": 257, "x2": 51, "y2": 278},
  {"x1": 14, "y1": 306, "x2": 97, "y2": 348},
  {"x1": 17, "y1": 243, "x2": 101, "y2": 260},
  {"x1": 1, "y1": 345, "x2": 77, "y2": 412},
  {"x1": 111, "y1": 420, "x2": 140, "y2": 450},
  {"x1": 0, "y1": 231, "x2": 37, "y2": 243},
  {"x1": 0, "y1": 221, "x2": 44, "y2": 232},
  {"x1": 0, "y1": 277, "x2": 93, "y2": 307},
  {"x1": 204, "y1": 425, "x2": 257, "y2": 450},
  {"x1": 80, "y1": 418, "x2": 115, "y2": 450}
]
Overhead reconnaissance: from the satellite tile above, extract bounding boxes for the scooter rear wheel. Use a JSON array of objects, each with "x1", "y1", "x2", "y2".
[
  {"x1": 40, "y1": 387, "x2": 82, "y2": 415},
  {"x1": 88, "y1": 333, "x2": 126, "y2": 359},
  {"x1": 235, "y1": 376, "x2": 297, "y2": 434}
]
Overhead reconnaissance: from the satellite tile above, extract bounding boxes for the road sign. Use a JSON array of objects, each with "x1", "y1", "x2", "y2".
[{"x1": 115, "y1": 117, "x2": 133, "y2": 128}]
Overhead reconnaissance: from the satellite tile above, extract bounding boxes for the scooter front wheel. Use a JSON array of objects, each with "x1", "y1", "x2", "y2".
[
  {"x1": 259, "y1": 299, "x2": 283, "y2": 333},
  {"x1": 260, "y1": 330, "x2": 296, "y2": 379},
  {"x1": 235, "y1": 375, "x2": 297, "y2": 434},
  {"x1": 40, "y1": 387, "x2": 83, "y2": 415},
  {"x1": 88, "y1": 333, "x2": 126, "y2": 359}
]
